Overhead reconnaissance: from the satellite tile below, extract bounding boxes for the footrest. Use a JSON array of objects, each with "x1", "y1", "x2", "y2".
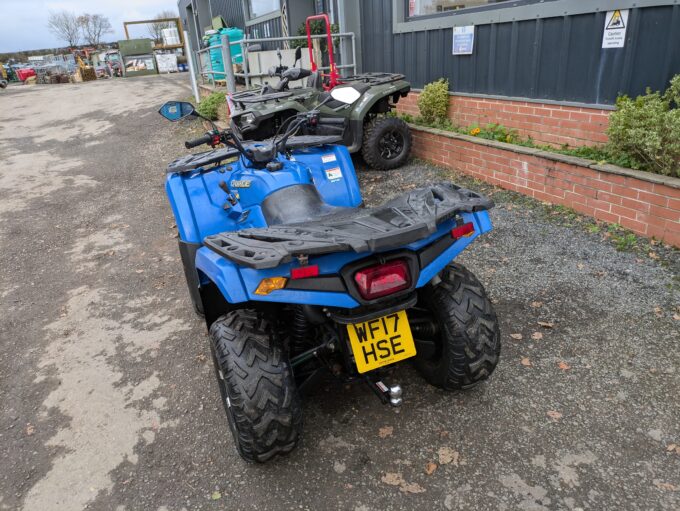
[{"x1": 204, "y1": 183, "x2": 493, "y2": 269}]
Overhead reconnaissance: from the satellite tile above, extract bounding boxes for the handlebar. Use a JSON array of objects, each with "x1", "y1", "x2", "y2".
[{"x1": 185, "y1": 134, "x2": 213, "y2": 149}]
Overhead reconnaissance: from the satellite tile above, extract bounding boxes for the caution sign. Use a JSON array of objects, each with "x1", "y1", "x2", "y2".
[{"x1": 602, "y1": 9, "x2": 629, "y2": 48}]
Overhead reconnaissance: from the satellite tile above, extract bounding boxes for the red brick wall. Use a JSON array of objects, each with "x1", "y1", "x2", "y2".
[
  {"x1": 411, "y1": 127, "x2": 680, "y2": 247},
  {"x1": 397, "y1": 93, "x2": 611, "y2": 148}
]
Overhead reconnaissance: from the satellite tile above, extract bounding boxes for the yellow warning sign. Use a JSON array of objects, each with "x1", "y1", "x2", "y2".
[
  {"x1": 602, "y1": 9, "x2": 629, "y2": 48},
  {"x1": 606, "y1": 10, "x2": 625, "y2": 30}
]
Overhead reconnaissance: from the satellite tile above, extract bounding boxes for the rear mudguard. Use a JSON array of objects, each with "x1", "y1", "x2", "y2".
[
  {"x1": 346, "y1": 79, "x2": 411, "y2": 151},
  {"x1": 194, "y1": 210, "x2": 491, "y2": 307}
]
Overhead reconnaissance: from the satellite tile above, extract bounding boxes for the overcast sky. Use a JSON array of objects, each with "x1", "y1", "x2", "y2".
[{"x1": 0, "y1": 0, "x2": 181, "y2": 53}]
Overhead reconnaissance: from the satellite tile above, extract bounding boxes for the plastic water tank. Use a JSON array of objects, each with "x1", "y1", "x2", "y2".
[{"x1": 207, "y1": 27, "x2": 244, "y2": 81}]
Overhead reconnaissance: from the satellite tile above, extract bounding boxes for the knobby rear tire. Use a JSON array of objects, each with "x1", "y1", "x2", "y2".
[
  {"x1": 209, "y1": 310, "x2": 302, "y2": 463},
  {"x1": 413, "y1": 263, "x2": 501, "y2": 390}
]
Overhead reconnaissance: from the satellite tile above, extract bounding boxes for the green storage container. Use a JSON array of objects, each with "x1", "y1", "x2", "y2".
[{"x1": 118, "y1": 39, "x2": 154, "y2": 57}]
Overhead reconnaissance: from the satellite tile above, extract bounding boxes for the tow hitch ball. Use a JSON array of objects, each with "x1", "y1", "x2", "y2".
[{"x1": 366, "y1": 378, "x2": 402, "y2": 407}]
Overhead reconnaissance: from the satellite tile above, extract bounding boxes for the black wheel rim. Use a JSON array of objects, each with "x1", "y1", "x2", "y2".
[{"x1": 378, "y1": 129, "x2": 405, "y2": 160}]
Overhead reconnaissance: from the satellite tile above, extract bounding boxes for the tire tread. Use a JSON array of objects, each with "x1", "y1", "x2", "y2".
[{"x1": 210, "y1": 310, "x2": 302, "y2": 462}]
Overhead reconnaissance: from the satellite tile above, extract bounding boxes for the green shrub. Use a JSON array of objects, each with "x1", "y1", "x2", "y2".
[
  {"x1": 418, "y1": 78, "x2": 450, "y2": 123},
  {"x1": 607, "y1": 75, "x2": 680, "y2": 177},
  {"x1": 197, "y1": 92, "x2": 226, "y2": 120}
]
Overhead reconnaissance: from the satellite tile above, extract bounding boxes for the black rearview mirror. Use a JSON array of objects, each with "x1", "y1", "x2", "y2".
[{"x1": 159, "y1": 101, "x2": 196, "y2": 122}]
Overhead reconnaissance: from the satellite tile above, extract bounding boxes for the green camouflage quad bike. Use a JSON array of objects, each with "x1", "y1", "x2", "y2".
[{"x1": 229, "y1": 52, "x2": 412, "y2": 170}]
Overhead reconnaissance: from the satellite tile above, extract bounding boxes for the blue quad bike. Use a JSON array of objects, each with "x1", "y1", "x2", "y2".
[{"x1": 159, "y1": 87, "x2": 500, "y2": 463}]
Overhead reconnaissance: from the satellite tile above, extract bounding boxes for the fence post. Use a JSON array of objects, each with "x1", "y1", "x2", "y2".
[
  {"x1": 220, "y1": 34, "x2": 237, "y2": 93},
  {"x1": 183, "y1": 30, "x2": 200, "y2": 104},
  {"x1": 351, "y1": 34, "x2": 357, "y2": 75},
  {"x1": 241, "y1": 41, "x2": 249, "y2": 88}
]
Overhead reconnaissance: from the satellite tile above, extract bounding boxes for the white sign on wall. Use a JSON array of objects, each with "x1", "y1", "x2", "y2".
[
  {"x1": 602, "y1": 9, "x2": 629, "y2": 48},
  {"x1": 452, "y1": 26, "x2": 475, "y2": 55}
]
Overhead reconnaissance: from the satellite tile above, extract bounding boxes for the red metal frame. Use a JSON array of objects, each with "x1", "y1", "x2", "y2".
[{"x1": 305, "y1": 13, "x2": 340, "y2": 90}]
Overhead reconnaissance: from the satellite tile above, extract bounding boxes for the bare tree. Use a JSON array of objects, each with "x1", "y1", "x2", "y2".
[
  {"x1": 147, "y1": 10, "x2": 178, "y2": 45},
  {"x1": 47, "y1": 10, "x2": 81, "y2": 48},
  {"x1": 78, "y1": 14, "x2": 114, "y2": 47}
]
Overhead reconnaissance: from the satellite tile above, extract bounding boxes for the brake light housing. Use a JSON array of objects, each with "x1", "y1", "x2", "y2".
[{"x1": 353, "y1": 259, "x2": 411, "y2": 300}]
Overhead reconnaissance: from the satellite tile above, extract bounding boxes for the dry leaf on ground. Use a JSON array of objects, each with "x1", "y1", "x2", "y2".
[
  {"x1": 378, "y1": 426, "x2": 393, "y2": 438},
  {"x1": 654, "y1": 307, "x2": 663, "y2": 318},
  {"x1": 653, "y1": 481, "x2": 678, "y2": 491},
  {"x1": 531, "y1": 332, "x2": 544, "y2": 340},
  {"x1": 557, "y1": 361, "x2": 571, "y2": 371},
  {"x1": 382, "y1": 473, "x2": 405, "y2": 486},
  {"x1": 530, "y1": 301, "x2": 543, "y2": 308},
  {"x1": 537, "y1": 321, "x2": 554, "y2": 328},
  {"x1": 400, "y1": 482, "x2": 426, "y2": 494},
  {"x1": 510, "y1": 333, "x2": 523, "y2": 340},
  {"x1": 382, "y1": 473, "x2": 426, "y2": 493},
  {"x1": 425, "y1": 462, "x2": 437, "y2": 475},
  {"x1": 25, "y1": 424, "x2": 35, "y2": 436},
  {"x1": 521, "y1": 357, "x2": 532, "y2": 367},
  {"x1": 438, "y1": 446, "x2": 460, "y2": 466},
  {"x1": 666, "y1": 444, "x2": 680, "y2": 455},
  {"x1": 547, "y1": 410, "x2": 563, "y2": 421}
]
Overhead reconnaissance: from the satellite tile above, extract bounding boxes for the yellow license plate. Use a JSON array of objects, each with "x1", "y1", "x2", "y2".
[{"x1": 346, "y1": 310, "x2": 416, "y2": 374}]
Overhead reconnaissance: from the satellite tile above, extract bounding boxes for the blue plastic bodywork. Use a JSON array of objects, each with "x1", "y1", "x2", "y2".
[{"x1": 166, "y1": 144, "x2": 492, "y2": 308}]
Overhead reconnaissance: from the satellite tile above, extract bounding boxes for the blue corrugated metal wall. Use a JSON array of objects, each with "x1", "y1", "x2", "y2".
[{"x1": 361, "y1": 1, "x2": 680, "y2": 105}]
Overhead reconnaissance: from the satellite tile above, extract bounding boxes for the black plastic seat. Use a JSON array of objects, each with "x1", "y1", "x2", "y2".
[
  {"x1": 306, "y1": 71, "x2": 323, "y2": 90},
  {"x1": 260, "y1": 184, "x2": 353, "y2": 225}
]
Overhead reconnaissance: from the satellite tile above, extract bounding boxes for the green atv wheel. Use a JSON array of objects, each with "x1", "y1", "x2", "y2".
[
  {"x1": 411, "y1": 263, "x2": 501, "y2": 390},
  {"x1": 209, "y1": 310, "x2": 303, "y2": 462},
  {"x1": 362, "y1": 117, "x2": 412, "y2": 170}
]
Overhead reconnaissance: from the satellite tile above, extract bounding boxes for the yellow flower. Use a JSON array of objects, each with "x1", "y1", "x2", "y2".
[
  {"x1": 470, "y1": 127, "x2": 481, "y2": 136},
  {"x1": 506, "y1": 134, "x2": 512, "y2": 142}
]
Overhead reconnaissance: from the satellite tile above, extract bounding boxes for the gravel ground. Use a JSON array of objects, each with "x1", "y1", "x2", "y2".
[{"x1": 1, "y1": 75, "x2": 679, "y2": 511}]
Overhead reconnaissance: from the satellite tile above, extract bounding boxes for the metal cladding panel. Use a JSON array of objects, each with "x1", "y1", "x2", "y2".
[
  {"x1": 247, "y1": 18, "x2": 284, "y2": 50},
  {"x1": 360, "y1": 0, "x2": 680, "y2": 105},
  {"x1": 210, "y1": 0, "x2": 246, "y2": 27}
]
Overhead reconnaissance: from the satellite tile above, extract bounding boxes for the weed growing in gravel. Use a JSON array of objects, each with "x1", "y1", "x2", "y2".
[{"x1": 196, "y1": 92, "x2": 226, "y2": 120}]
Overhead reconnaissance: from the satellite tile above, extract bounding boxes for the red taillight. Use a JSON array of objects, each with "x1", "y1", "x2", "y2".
[
  {"x1": 451, "y1": 222, "x2": 475, "y2": 239},
  {"x1": 354, "y1": 259, "x2": 411, "y2": 300},
  {"x1": 291, "y1": 264, "x2": 320, "y2": 279}
]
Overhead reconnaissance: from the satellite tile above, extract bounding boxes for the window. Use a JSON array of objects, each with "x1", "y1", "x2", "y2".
[
  {"x1": 248, "y1": 0, "x2": 279, "y2": 19},
  {"x1": 408, "y1": 0, "x2": 508, "y2": 17}
]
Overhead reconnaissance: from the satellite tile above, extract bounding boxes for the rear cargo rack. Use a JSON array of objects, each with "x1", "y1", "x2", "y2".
[{"x1": 204, "y1": 183, "x2": 493, "y2": 269}]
